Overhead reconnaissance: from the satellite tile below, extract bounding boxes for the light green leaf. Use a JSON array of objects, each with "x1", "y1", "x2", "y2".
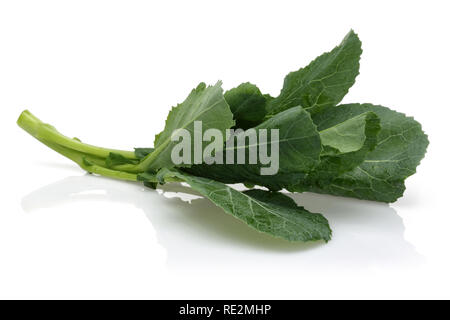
[
  {"x1": 105, "y1": 152, "x2": 139, "y2": 168},
  {"x1": 266, "y1": 30, "x2": 362, "y2": 116},
  {"x1": 138, "y1": 82, "x2": 235, "y2": 171}
]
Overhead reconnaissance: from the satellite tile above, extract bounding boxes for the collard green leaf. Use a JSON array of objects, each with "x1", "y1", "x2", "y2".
[
  {"x1": 137, "y1": 82, "x2": 235, "y2": 171},
  {"x1": 224, "y1": 82, "x2": 268, "y2": 129},
  {"x1": 157, "y1": 169, "x2": 331, "y2": 242},
  {"x1": 266, "y1": 30, "x2": 362, "y2": 116},
  {"x1": 290, "y1": 104, "x2": 429, "y2": 202},
  {"x1": 184, "y1": 106, "x2": 322, "y2": 190}
]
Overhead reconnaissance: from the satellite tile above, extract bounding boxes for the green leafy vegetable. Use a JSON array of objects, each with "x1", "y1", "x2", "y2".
[
  {"x1": 134, "y1": 147, "x2": 154, "y2": 159},
  {"x1": 137, "y1": 82, "x2": 235, "y2": 172},
  {"x1": 17, "y1": 30, "x2": 428, "y2": 244},
  {"x1": 290, "y1": 104, "x2": 429, "y2": 202}
]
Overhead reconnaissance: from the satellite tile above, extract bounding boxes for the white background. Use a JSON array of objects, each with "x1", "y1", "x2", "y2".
[{"x1": 0, "y1": 0, "x2": 449, "y2": 299}]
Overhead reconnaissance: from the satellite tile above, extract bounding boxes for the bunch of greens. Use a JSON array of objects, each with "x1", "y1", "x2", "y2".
[{"x1": 17, "y1": 30, "x2": 428, "y2": 243}]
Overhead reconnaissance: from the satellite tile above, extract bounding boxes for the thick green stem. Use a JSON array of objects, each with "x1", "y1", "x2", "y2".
[
  {"x1": 17, "y1": 110, "x2": 139, "y2": 181},
  {"x1": 17, "y1": 110, "x2": 183, "y2": 184},
  {"x1": 17, "y1": 110, "x2": 138, "y2": 160}
]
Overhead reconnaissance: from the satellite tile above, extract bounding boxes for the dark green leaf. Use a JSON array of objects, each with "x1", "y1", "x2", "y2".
[
  {"x1": 134, "y1": 147, "x2": 154, "y2": 159},
  {"x1": 266, "y1": 30, "x2": 362, "y2": 116},
  {"x1": 137, "y1": 82, "x2": 235, "y2": 171},
  {"x1": 157, "y1": 169, "x2": 331, "y2": 242},
  {"x1": 290, "y1": 104, "x2": 429, "y2": 202},
  {"x1": 224, "y1": 82, "x2": 267, "y2": 129},
  {"x1": 142, "y1": 181, "x2": 157, "y2": 189},
  {"x1": 184, "y1": 106, "x2": 322, "y2": 190}
]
